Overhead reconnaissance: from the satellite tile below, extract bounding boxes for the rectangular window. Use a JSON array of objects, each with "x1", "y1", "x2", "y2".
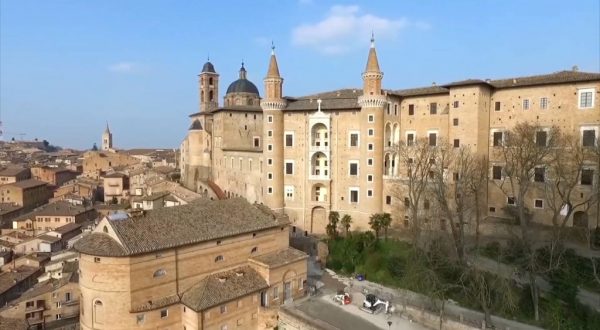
[
  {"x1": 349, "y1": 132, "x2": 359, "y2": 147},
  {"x1": 453, "y1": 172, "x2": 459, "y2": 181},
  {"x1": 579, "y1": 88, "x2": 595, "y2": 108},
  {"x1": 428, "y1": 132, "x2": 437, "y2": 146},
  {"x1": 253, "y1": 137, "x2": 260, "y2": 147},
  {"x1": 453, "y1": 118, "x2": 459, "y2": 126},
  {"x1": 349, "y1": 189, "x2": 359, "y2": 203},
  {"x1": 349, "y1": 161, "x2": 359, "y2": 176},
  {"x1": 507, "y1": 197, "x2": 516, "y2": 206},
  {"x1": 394, "y1": 104, "x2": 398, "y2": 115},
  {"x1": 453, "y1": 100, "x2": 460, "y2": 108},
  {"x1": 368, "y1": 128, "x2": 374, "y2": 136},
  {"x1": 368, "y1": 143, "x2": 373, "y2": 151},
  {"x1": 385, "y1": 195, "x2": 392, "y2": 205},
  {"x1": 430, "y1": 103, "x2": 437, "y2": 115},
  {"x1": 220, "y1": 305, "x2": 228, "y2": 314},
  {"x1": 582, "y1": 129, "x2": 597, "y2": 147},
  {"x1": 404, "y1": 197, "x2": 410, "y2": 207},
  {"x1": 368, "y1": 114, "x2": 374, "y2": 123},
  {"x1": 492, "y1": 165, "x2": 502, "y2": 180},
  {"x1": 523, "y1": 99, "x2": 530, "y2": 110},
  {"x1": 267, "y1": 158, "x2": 272, "y2": 165},
  {"x1": 540, "y1": 97, "x2": 548, "y2": 110},
  {"x1": 267, "y1": 130, "x2": 273, "y2": 137},
  {"x1": 367, "y1": 174, "x2": 373, "y2": 182},
  {"x1": 406, "y1": 133, "x2": 415, "y2": 146},
  {"x1": 267, "y1": 144, "x2": 273, "y2": 151},
  {"x1": 285, "y1": 133, "x2": 294, "y2": 147},
  {"x1": 285, "y1": 161, "x2": 294, "y2": 175},
  {"x1": 160, "y1": 309, "x2": 168, "y2": 319},
  {"x1": 267, "y1": 187, "x2": 273, "y2": 194},
  {"x1": 534, "y1": 199, "x2": 544, "y2": 209},
  {"x1": 494, "y1": 101, "x2": 501, "y2": 111},
  {"x1": 367, "y1": 189, "x2": 373, "y2": 197},
  {"x1": 367, "y1": 158, "x2": 373, "y2": 166},
  {"x1": 581, "y1": 169, "x2": 594, "y2": 185},
  {"x1": 284, "y1": 185, "x2": 294, "y2": 200},
  {"x1": 493, "y1": 131, "x2": 504, "y2": 147},
  {"x1": 267, "y1": 172, "x2": 272, "y2": 180},
  {"x1": 534, "y1": 167, "x2": 545, "y2": 182},
  {"x1": 408, "y1": 104, "x2": 415, "y2": 115},
  {"x1": 453, "y1": 139, "x2": 460, "y2": 148},
  {"x1": 273, "y1": 286, "x2": 279, "y2": 299},
  {"x1": 424, "y1": 200, "x2": 430, "y2": 210},
  {"x1": 536, "y1": 131, "x2": 547, "y2": 147},
  {"x1": 268, "y1": 115, "x2": 273, "y2": 123}
]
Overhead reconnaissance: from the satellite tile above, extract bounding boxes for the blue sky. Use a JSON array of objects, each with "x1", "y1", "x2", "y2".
[{"x1": 1, "y1": 0, "x2": 599, "y2": 149}]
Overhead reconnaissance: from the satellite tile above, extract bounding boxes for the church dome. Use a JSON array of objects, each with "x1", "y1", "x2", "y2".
[
  {"x1": 226, "y1": 63, "x2": 259, "y2": 95},
  {"x1": 202, "y1": 61, "x2": 216, "y2": 73}
]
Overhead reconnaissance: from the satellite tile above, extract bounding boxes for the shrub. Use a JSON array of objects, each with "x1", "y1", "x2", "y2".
[{"x1": 482, "y1": 241, "x2": 501, "y2": 259}]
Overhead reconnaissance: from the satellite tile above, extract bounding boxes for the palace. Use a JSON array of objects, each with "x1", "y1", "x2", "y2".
[{"x1": 180, "y1": 38, "x2": 600, "y2": 233}]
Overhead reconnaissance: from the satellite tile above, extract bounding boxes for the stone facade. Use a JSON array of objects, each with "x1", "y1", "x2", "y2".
[{"x1": 180, "y1": 40, "x2": 600, "y2": 233}]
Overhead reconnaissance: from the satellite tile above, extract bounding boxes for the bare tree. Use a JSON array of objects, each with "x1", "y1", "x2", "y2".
[
  {"x1": 394, "y1": 137, "x2": 438, "y2": 245},
  {"x1": 493, "y1": 122, "x2": 560, "y2": 321},
  {"x1": 429, "y1": 145, "x2": 488, "y2": 264}
]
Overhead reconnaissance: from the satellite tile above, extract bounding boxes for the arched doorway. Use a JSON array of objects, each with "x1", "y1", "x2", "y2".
[
  {"x1": 311, "y1": 207, "x2": 327, "y2": 233},
  {"x1": 573, "y1": 211, "x2": 588, "y2": 228}
]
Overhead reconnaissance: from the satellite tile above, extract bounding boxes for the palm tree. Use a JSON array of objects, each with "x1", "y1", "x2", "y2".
[
  {"x1": 380, "y1": 213, "x2": 392, "y2": 241},
  {"x1": 369, "y1": 213, "x2": 383, "y2": 239},
  {"x1": 340, "y1": 214, "x2": 352, "y2": 237},
  {"x1": 327, "y1": 211, "x2": 340, "y2": 239}
]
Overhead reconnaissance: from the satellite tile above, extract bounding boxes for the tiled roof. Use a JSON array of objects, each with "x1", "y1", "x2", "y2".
[
  {"x1": 7, "y1": 179, "x2": 47, "y2": 189},
  {"x1": 74, "y1": 233, "x2": 127, "y2": 257},
  {"x1": 75, "y1": 198, "x2": 288, "y2": 256},
  {"x1": 52, "y1": 222, "x2": 82, "y2": 234},
  {"x1": 33, "y1": 201, "x2": 93, "y2": 217},
  {"x1": 0, "y1": 166, "x2": 29, "y2": 177},
  {"x1": 489, "y1": 70, "x2": 600, "y2": 88},
  {"x1": 249, "y1": 247, "x2": 308, "y2": 268},
  {"x1": 131, "y1": 294, "x2": 180, "y2": 312},
  {"x1": 102, "y1": 172, "x2": 127, "y2": 179},
  {"x1": 37, "y1": 235, "x2": 61, "y2": 243},
  {"x1": 285, "y1": 89, "x2": 362, "y2": 111},
  {"x1": 0, "y1": 317, "x2": 27, "y2": 330},
  {"x1": 181, "y1": 266, "x2": 268, "y2": 312},
  {"x1": 0, "y1": 203, "x2": 21, "y2": 215},
  {"x1": 392, "y1": 86, "x2": 450, "y2": 97},
  {"x1": 131, "y1": 191, "x2": 170, "y2": 202},
  {"x1": 0, "y1": 266, "x2": 39, "y2": 295}
]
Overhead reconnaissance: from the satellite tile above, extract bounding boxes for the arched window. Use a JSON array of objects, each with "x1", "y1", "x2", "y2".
[
  {"x1": 208, "y1": 77, "x2": 213, "y2": 85},
  {"x1": 209, "y1": 90, "x2": 214, "y2": 101},
  {"x1": 93, "y1": 300, "x2": 104, "y2": 325},
  {"x1": 103, "y1": 226, "x2": 108, "y2": 233},
  {"x1": 251, "y1": 247, "x2": 258, "y2": 254},
  {"x1": 311, "y1": 123, "x2": 329, "y2": 147},
  {"x1": 153, "y1": 269, "x2": 166, "y2": 278},
  {"x1": 215, "y1": 255, "x2": 224, "y2": 262}
]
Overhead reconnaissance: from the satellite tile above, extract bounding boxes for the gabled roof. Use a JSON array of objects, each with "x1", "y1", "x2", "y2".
[
  {"x1": 0, "y1": 166, "x2": 29, "y2": 177},
  {"x1": 181, "y1": 266, "x2": 268, "y2": 312},
  {"x1": 75, "y1": 198, "x2": 288, "y2": 256},
  {"x1": 489, "y1": 70, "x2": 600, "y2": 88}
]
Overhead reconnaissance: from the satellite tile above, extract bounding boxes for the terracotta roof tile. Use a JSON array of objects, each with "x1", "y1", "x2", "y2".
[
  {"x1": 249, "y1": 247, "x2": 308, "y2": 268},
  {"x1": 181, "y1": 266, "x2": 268, "y2": 312},
  {"x1": 76, "y1": 198, "x2": 288, "y2": 256}
]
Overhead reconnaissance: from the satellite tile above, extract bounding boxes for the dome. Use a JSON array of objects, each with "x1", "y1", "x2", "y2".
[
  {"x1": 226, "y1": 79, "x2": 259, "y2": 95},
  {"x1": 226, "y1": 63, "x2": 259, "y2": 95},
  {"x1": 202, "y1": 61, "x2": 216, "y2": 73}
]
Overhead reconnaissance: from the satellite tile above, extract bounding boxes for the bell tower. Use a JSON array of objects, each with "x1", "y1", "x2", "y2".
[
  {"x1": 102, "y1": 122, "x2": 113, "y2": 151},
  {"x1": 261, "y1": 45, "x2": 286, "y2": 212},
  {"x1": 199, "y1": 59, "x2": 219, "y2": 113}
]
